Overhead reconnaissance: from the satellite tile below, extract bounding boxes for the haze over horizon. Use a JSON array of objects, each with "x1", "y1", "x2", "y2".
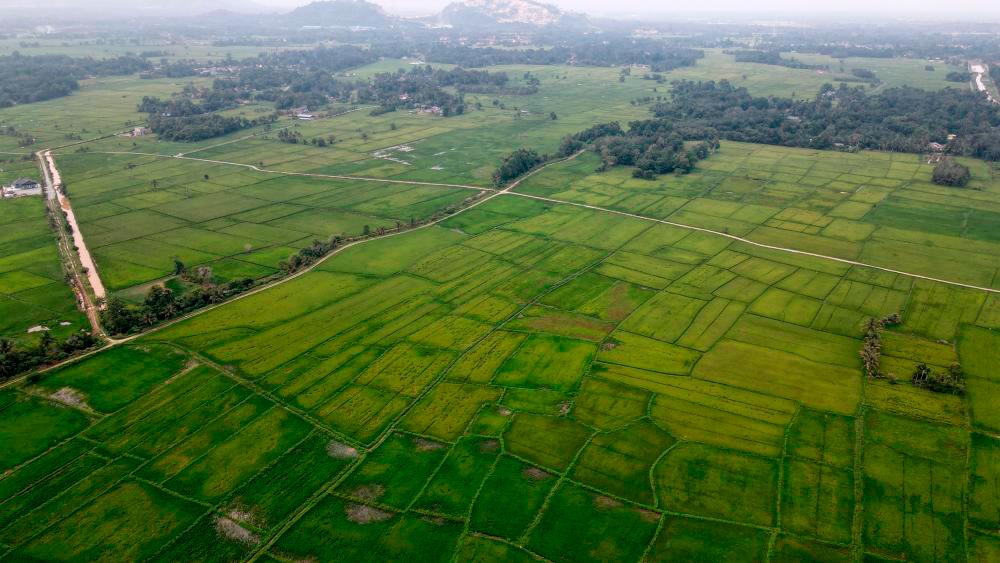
[{"x1": 0, "y1": 0, "x2": 998, "y2": 22}]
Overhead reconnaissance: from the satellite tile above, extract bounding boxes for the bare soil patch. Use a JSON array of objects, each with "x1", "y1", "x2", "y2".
[
  {"x1": 414, "y1": 437, "x2": 445, "y2": 451},
  {"x1": 49, "y1": 387, "x2": 91, "y2": 411},
  {"x1": 635, "y1": 508, "x2": 662, "y2": 523},
  {"x1": 479, "y1": 439, "x2": 500, "y2": 453},
  {"x1": 345, "y1": 503, "x2": 393, "y2": 524},
  {"x1": 327, "y1": 440, "x2": 359, "y2": 459},
  {"x1": 350, "y1": 484, "x2": 385, "y2": 502},
  {"x1": 594, "y1": 495, "x2": 624, "y2": 509},
  {"x1": 522, "y1": 466, "x2": 552, "y2": 481},
  {"x1": 214, "y1": 516, "x2": 260, "y2": 545}
]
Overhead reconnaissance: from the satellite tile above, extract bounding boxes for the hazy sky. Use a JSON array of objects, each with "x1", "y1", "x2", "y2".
[
  {"x1": 0, "y1": 0, "x2": 997, "y2": 20},
  {"x1": 252, "y1": 0, "x2": 1000, "y2": 18}
]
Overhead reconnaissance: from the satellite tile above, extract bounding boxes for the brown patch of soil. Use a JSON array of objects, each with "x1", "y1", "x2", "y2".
[
  {"x1": 558, "y1": 401, "x2": 571, "y2": 415},
  {"x1": 214, "y1": 516, "x2": 260, "y2": 545},
  {"x1": 605, "y1": 284, "x2": 634, "y2": 322},
  {"x1": 498, "y1": 407, "x2": 513, "y2": 416},
  {"x1": 350, "y1": 484, "x2": 385, "y2": 502},
  {"x1": 635, "y1": 508, "x2": 662, "y2": 523},
  {"x1": 414, "y1": 437, "x2": 445, "y2": 451},
  {"x1": 421, "y1": 516, "x2": 447, "y2": 526},
  {"x1": 594, "y1": 495, "x2": 624, "y2": 509},
  {"x1": 479, "y1": 439, "x2": 500, "y2": 453},
  {"x1": 326, "y1": 440, "x2": 359, "y2": 459},
  {"x1": 522, "y1": 466, "x2": 552, "y2": 481},
  {"x1": 345, "y1": 503, "x2": 393, "y2": 524},
  {"x1": 49, "y1": 387, "x2": 91, "y2": 411},
  {"x1": 601, "y1": 340, "x2": 618, "y2": 351}
]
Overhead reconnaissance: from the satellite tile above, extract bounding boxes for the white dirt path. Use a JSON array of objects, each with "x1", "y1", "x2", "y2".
[{"x1": 43, "y1": 151, "x2": 107, "y2": 302}]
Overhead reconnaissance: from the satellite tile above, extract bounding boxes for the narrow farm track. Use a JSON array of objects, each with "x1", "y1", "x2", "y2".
[
  {"x1": 505, "y1": 192, "x2": 1000, "y2": 295},
  {"x1": 76, "y1": 149, "x2": 1000, "y2": 296},
  {"x1": 85, "y1": 150, "x2": 493, "y2": 192}
]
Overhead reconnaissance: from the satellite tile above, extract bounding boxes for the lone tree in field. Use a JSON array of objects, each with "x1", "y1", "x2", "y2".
[{"x1": 932, "y1": 159, "x2": 971, "y2": 187}]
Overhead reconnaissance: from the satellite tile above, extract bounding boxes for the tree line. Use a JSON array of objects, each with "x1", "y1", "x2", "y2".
[
  {"x1": 0, "y1": 330, "x2": 98, "y2": 382},
  {"x1": 651, "y1": 80, "x2": 1000, "y2": 161},
  {"x1": 417, "y1": 39, "x2": 703, "y2": 73},
  {"x1": 0, "y1": 52, "x2": 151, "y2": 107},
  {"x1": 493, "y1": 119, "x2": 720, "y2": 186},
  {"x1": 557, "y1": 120, "x2": 719, "y2": 178},
  {"x1": 726, "y1": 50, "x2": 829, "y2": 71}
]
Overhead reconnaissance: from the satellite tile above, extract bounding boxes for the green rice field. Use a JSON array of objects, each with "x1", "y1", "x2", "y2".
[
  {"x1": 0, "y1": 158, "x2": 87, "y2": 343},
  {"x1": 3, "y1": 178, "x2": 998, "y2": 560},
  {"x1": 1, "y1": 50, "x2": 999, "y2": 562}
]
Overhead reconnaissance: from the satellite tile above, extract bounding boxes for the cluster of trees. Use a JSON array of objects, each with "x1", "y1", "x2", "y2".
[
  {"x1": 138, "y1": 91, "x2": 239, "y2": 116},
  {"x1": 209, "y1": 56, "x2": 524, "y2": 122},
  {"x1": 932, "y1": 159, "x2": 972, "y2": 187},
  {"x1": 946, "y1": 71, "x2": 972, "y2": 83},
  {"x1": 651, "y1": 80, "x2": 1000, "y2": 160},
  {"x1": 912, "y1": 363, "x2": 966, "y2": 395},
  {"x1": 280, "y1": 236, "x2": 344, "y2": 273},
  {"x1": 860, "y1": 313, "x2": 901, "y2": 379},
  {"x1": 0, "y1": 124, "x2": 36, "y2": 147},
  {"x1": 557, "y1": 120, "x2": 718, "y2": 178},
  {"x1": 492, "y1": 148, "x2": 545, "y2": 186},
  {"x1": 728, "y1": 50, "x2": 828, "y2": 70},
  {"x1": 138, "y1": 91, "x2": 281, "y2": 142},
  {"x1": 850, "y1": 68, "x2": 880, "y2": 84},
  {"x1": 147, "y1": 112, "x2": 277, "y2": 142},
  {"x1": 275, "y1": 129, "x2": 334, "y2": 147},
  {"x1": 100, "y1": 264, "x2": 256, "y2": 335},
  {"x1": 418, "y1": 39, "x2": 703, "y2": 72},
  {"x1": 0, "y1": 52, "x2": 150, "y2": 107},
  {"x1": 366, "y1": 68, "x2": 469, "y2": 116},
  {"x1": 140, "y1": 59, "x2": 201, "y2": 80},
  {"x1": 0, "y1": 330, "x2": 98, "y2": 381}
]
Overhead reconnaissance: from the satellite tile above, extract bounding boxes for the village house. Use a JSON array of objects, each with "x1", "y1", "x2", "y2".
[{"x1": 2, "y1": 177, "x2": 41, "y2": 198}]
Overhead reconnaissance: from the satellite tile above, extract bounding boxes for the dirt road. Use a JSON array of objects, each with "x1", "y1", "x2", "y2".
[
  {"x1": 970, "y1": 63, "x2": 997, "y2": 103},
  {"x1": 42, "y1": 151, "x2": 107, "y2": 303}
]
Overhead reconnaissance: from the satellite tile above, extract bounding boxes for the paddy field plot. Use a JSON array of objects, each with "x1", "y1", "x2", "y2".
[
  {"x1": 3, "y1": 175, "x2": 998, "y2": 561},
  {"x1": 54, "y1": 151, "x2": 478, "y2": 292},
  {"x1": 0, "y1": 177, "x2": 87, "y2": 343},
  {"x1": 3, "y1": 55, "x2": 1000, "y2": 561}
]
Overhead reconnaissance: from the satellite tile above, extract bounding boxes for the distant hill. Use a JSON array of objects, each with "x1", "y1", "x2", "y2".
[
  {"x1": 439, "y1": 0, "x2": 588, "y2": 29},
  {"x1": 283, "y1": 0, "x2": 395, "y2": 28}
]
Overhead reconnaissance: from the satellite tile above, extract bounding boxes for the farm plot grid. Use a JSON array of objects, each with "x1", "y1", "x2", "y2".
[
  {"x1": 3, "y1": 186, "x2": 999, "y2": 562},
  {"x1": 53, "y1": 152, "x2": 478, "y2": 293},
  {"x1": 79, "y1": 63, "x2": 655, "y2": 187},
  {"x1": 516, "y1": 142, "x2": 1000, "y2": 292}
]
